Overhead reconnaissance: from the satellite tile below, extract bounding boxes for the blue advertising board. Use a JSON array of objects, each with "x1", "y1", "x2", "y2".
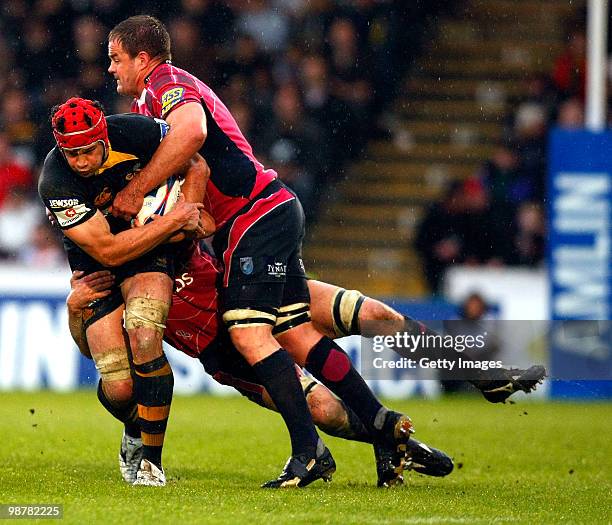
[{"x1": 548, "y1": 129, "x2": 612, "y2": 398}]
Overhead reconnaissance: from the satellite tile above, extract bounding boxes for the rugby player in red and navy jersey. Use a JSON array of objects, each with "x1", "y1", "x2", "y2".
[
  {"x1": 39, "y1": 98, "x2": 207, "y2": 486},
  {"x1": 105, "y1": 15, "x2": 421, "y2": 488}
]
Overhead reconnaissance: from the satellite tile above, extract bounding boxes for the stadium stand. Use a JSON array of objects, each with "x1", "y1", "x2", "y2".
[{"x1": 305, "y1": 0, "x2": 584, "y2": 297}]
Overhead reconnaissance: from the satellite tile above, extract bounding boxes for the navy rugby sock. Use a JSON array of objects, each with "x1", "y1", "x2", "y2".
[
  {"x1": 305, "y1": 337, "x2": 385, "y2": 437},
  {"x1": 253, "y1": 349, "x2": 319, "y2": 458},
  {"x1": 133, "y1": 355, "x2": 174, "y2": 469}
]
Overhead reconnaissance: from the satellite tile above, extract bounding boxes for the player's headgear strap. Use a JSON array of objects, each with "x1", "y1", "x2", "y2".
[{"x1": 51, "y1": 97, "x2": 109, "y2": 151}]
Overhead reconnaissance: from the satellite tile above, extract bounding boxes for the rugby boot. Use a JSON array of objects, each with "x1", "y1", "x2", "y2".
[
  {"x1": 118, "y1": 431, "x2": 143, "y2": 484},
  {"x1": 133, "y1": 459, "x2": 166, "y2": 487},
  {"x1": 404, "y1": 438, "x2": 454, "y2": 477},
  {"x1": 471, "y1": 365, "x2": 547, "y2": 403},
  {"x1": 374, "y1": 411, "x2": 415, "y2": 487},
  {"x1": 374, "y1": 441, "x2": 404, "y2": 487},
  {"x1": 261, "y1": 447, "x2": 336, "y2": 488}
]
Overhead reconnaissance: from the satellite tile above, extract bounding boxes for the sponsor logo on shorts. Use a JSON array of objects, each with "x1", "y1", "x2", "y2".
[
  {"x1": 299, "y1": 258, "x2": 306, "y2": 273},
  {"x1": 240, "y1": 257, "x2": 254, "y2": 275},
  {"x1": 267, "y1": 261, "x2": 286, "y2": 278},
  {"x1": 48, "y1": 198, "x2": 80, "y2": 208},
  {"x1": 161, "y1": 87, "x2": 185, "y2": 116}
]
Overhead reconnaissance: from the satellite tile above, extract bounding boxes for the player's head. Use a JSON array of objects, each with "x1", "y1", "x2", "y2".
[
  {"x1": 108, "y1": 15, "x2": 171, "y2": 97},
  {"x1": 51, "y1": 98, "x2": 109, "y2": 177}
]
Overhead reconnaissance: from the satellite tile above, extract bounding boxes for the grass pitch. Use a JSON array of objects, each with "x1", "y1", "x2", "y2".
[{"x1": 1, "y1": 392, "x2": 610, "y2": 524}]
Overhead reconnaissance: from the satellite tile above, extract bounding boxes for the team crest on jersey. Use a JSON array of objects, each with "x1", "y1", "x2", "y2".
[
  {"x1": 240, "y1": 257, "x2": 253, "y2": 275},
  {"x1": 161, "y1": 87, "x2": 185, "y2": 115},
  {"x1": 94, "y1": 187, "x2": 113, "y2": 208}
]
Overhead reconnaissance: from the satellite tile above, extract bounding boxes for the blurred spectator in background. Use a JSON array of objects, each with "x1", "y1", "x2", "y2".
[
  {"x1": 269, "y1": 138, "x2": 315, "y2": 222},
  {"x1": 0, "y1": 187, "x2": 41, "y2": 261},
  {"x1": 441, "y1": 292, "x2": 500, "y2": 394},
  {"x1": 17, "y1": 221, "x2": 65, "y2": 268},
  {"x1": 326, "y1": 17, "x2": 373, "y2": 160},
  {"x1": 235, "y1": 0, "x2": 290, "y2": 54},
  {"x1": 512, "y1": 102, "x2": 548, "y2": 203},
  {"x1": 0, "y1": 133, "x2": 32, "y2": 208},
  {"x1": 258, "y1": 83, "x2": 329, "y2": 219},
  {"x1": 460, "y1": 178, "x2": 499, "y2": 268},
  {"x1": 502, "y1": 202, "x2": 545, "y2": 266},
  {"x1": 168, "y1": 16, "x2": 210, "y2": 81},
  {"x1": 479, "y1": 141, "x2": 528, "y2": 227},
  {"x1": 552, "y1": 29, "x2": 586, "y2": 101},
  {"x1": 415, "y1": 181, "x2": 467, "y2": 294},
  {"x1": 416, "y1": 177, "x2": 503, "y2": 293},
  {"x1": 556, "y1": 97, "x2": 585, "y2": 129},
  {"x1": 1, "y1": 90, "x2": 37, "y2": 164}
]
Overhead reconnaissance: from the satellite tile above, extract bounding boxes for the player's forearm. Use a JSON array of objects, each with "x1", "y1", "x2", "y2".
[
  {"x1": 180, "y1": 154, "x2": 209, "y2": 204},
  {"x1": 67, "y1": 305, "x2": 91, "y2": 358},
  {"x1": 92, "y1": 215, "x2": 182, "y2": 267},
  {"x1": 132, "y1": 124, "x2": 206, "y2": 196}
]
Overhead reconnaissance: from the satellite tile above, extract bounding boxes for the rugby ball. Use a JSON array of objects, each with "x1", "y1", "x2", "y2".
[{"x1": 136, "y1": 176, "x2": 181, "y2": 225}]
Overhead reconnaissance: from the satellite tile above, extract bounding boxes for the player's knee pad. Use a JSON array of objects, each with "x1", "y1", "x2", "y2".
[
  {"x1": 222, "y1": 307, "x2": 278, "y2": 330},
  {"x1": 272, "y1": 302, "x2": 311, "y2": 335},
  {"x1": 300, "y1": 373, "x2": 319, "y2": 398},
  {"x1": 124, "y1": 297, "x2": 169, "y2": 335},
  {"x1": 94, "y1": 348, "x2": 132, "y2": 382},
  {"x1": 331, "y1": 288, "x2": 366, "y2": 337}
]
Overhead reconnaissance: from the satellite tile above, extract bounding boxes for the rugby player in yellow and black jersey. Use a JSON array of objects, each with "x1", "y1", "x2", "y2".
[{"x1": 38, "y1": 97, "x2": 206, "y2": 486}]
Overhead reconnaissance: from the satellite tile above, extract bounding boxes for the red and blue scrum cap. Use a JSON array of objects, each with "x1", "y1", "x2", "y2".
[{"x1": 51, "y1": 97, "x2": 109, "y2": 151}]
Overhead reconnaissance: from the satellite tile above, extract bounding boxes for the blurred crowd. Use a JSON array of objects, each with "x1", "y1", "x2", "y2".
[
  {"x1": 0, "y1": 2, "x2": 605, "y2": 296},
  {"x1": 415, "y1": 23, "x2": 604, "y2": 293},
  {"x1": 0, "y1": 0, "x2": 442, "y2": 268}
]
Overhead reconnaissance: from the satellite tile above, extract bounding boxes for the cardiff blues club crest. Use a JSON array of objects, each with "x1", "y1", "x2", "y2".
[{"x1": 240, "y1": 257, "x2": 254, "y2": 275}]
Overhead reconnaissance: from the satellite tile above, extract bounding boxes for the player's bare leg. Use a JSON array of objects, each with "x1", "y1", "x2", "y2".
[
  {"x1": 308, "y1": 280, "x2": 546, "y2": 403},
  {"x1": 86, "y1": 306, "x2": 142, "y2": 483},
  {"x1": 227, "y1": 323, "x2": 334, "y2": 488},
  {"x1": 122, "y1": 272, "x2": 174, "y2": 486}
]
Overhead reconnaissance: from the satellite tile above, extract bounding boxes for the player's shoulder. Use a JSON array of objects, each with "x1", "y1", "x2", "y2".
[
  {"x1": 107, "y1": 113, "x2": 158, "y2": 137},
  {"x1": 107, "y1": 113, "x2": 168, "y2": 151},
  {"x1": 148, "y1": 63, "x2": 202, "y2": 93},
  {"x1": 38, "y1": 147, "x2": 70, "y2": 194}
]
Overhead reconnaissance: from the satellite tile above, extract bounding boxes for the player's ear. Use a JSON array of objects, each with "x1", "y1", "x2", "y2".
[{"x1": 136, "y1": 50, "x2": 150, "y2": 69}]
